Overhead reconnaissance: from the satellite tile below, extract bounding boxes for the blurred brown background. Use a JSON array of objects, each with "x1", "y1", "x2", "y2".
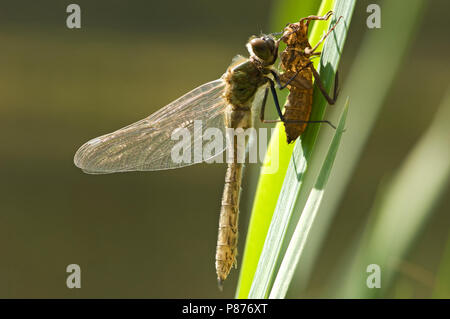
[{"x1": 0, "y1": 0, "x2": 448, "y2": 298}]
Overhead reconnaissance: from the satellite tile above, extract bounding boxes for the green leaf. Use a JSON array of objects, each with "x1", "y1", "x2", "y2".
[
  {"x1": 293, "y1": 0, "x2": 430, "y2": 298},
  {"x1": 434, "y1": 233, "x2": 450, "y2": 297},
  {"x1": 269, "y1": 99, "x2": 349, "y2": 299},
  {"x1": 235, "y1": 0, "x2": 333, "y2": 299},
  {"x1": 337, "y1": 87, "x2": 450, "y2": 298},
  {"x1": 245, "y1": 0, "x2": 356, "y2": 299}
]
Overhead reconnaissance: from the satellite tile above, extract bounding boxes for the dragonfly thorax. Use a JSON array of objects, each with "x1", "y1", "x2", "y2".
[
  {"x1": 224, "y1": 60, "x2": 266, "y2": 109},
  {"x1": 223, "y1": 35, "x2": 278, "y2": 109}
]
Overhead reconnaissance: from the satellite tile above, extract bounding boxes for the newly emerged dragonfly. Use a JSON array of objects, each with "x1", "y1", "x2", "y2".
[{"x1": 74, "y1": 34, "x2": 286, "y2": 287}]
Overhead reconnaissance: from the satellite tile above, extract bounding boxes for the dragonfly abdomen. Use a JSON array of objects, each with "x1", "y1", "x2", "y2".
[
  {"x1": 216, "y1": 105, "x2": 251, "y2": 286},
  {"x1": 216, "y1": 161, "x2": 242, "y2": 286}
]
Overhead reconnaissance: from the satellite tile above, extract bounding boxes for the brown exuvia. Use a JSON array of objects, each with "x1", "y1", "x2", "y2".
[{"x1": 279, "y1": 11, "x2": 342, "y2": 143}]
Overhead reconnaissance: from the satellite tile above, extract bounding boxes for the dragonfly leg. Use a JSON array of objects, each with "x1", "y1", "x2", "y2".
[
  {"x1": 259, "y1": 78, "x2": 285, "y2": 124},
  {"x1": 268, "y1": 78, "x2": 285, "y2": 120},
  {"x1": 270, "y1": 70, "x2": 299, "y2": 90},
  {"x1": 299, "y1": 10, "x2": 333, "y2": 24},
  {"x1": 259, "y1": 87, "x2": 270, "y2": 123},
  {"x1": 259, "y1": 77, "x2": 337, "y2": 130},
  {"x1": 283, "y1": 119, "x2": 337, "y2": 130},
  {"x1": 305, "y1": 15, "x2": 343, "y2": 55},
  {"x1": 310, "y1": 65, "x2": 339, "y2": 105}
]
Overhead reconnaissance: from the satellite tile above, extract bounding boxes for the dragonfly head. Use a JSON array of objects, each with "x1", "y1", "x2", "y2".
[{"x1": 247, "y1": 35, "x2": 278, "y2": 66}]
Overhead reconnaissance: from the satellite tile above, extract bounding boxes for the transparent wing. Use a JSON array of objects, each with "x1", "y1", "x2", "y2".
[
  {"x1": 251, "y1": 84, "x2": 269, "y2": 122},
  {"x1": 74, "y1": 79, "x2": 228, "y2": 174}
]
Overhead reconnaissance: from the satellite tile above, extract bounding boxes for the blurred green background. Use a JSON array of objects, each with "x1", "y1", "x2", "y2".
[{"x1": 0, "y1": 0, "x2": 448, "y2": 298}]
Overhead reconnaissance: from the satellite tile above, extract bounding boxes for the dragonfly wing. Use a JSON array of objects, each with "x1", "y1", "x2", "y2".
[
  {"x1": 74, "y1": 79, "x2": 228, "y2": 174},
  {"x1": 251, "y1": 84, "x2": 269, "y2": 117}
]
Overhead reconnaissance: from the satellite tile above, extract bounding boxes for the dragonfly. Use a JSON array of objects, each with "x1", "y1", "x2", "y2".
[{"x1": 74, "y1": 34, "x2": 288, "y2": 288}]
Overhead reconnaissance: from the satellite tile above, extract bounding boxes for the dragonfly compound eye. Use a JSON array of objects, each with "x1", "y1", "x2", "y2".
[{"x1": 249, "y1": 37, "x2": 276, "y2": 62}]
